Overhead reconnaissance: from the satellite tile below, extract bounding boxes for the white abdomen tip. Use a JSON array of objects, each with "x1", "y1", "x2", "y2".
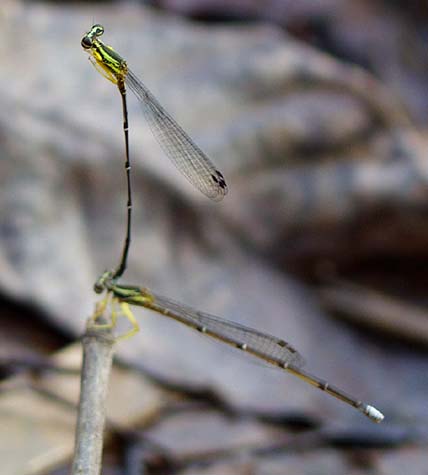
[{"x1": 366, "y1": 405, "x2": 384, "y2": 423}]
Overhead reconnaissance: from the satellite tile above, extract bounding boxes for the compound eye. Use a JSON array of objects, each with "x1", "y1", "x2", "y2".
[
  {"x1": 93, "y1": 282, "x2": 104, "y2": 294},
  {"x1": 81, "y1": 36, "x2": 92, "y2": 49},
  {"x1": 92, "y1": 24, "x2": 105, "y2": 37}
]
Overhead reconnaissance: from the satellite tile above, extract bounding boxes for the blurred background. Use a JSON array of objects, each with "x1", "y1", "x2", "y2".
[{"x1": 1, "y1": 0, "x2": 428, "y2": 473}]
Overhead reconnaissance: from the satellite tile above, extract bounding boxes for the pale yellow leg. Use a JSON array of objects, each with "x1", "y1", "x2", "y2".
[
  {"x1": 88, "y1": 56, "x2": 118, "y2": 84},
  {"x1": 114, "y1": 302, "x2": 140, "y2": 341},
  {"x1": 88, "y1": 293, "x2": 114, "y2": 329},
  {"x1": 88, "y1": 293, "x2": 140, "y2": 340}
]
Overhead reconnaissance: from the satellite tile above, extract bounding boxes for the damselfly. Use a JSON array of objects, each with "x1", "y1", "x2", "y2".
[
  {"x1": 83, "y1": 25, "x2": 383, "y2": 425},
  {"x1": 92, "y1": 271, "x2": 384, "y2": 424},
  {"x1": 81, "y1": 25, "x2": 228, "y2": 279}
]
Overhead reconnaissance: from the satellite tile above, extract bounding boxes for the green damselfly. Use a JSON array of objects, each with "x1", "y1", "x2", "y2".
[
  {"x1": 83, "y1": 25, "x2": 383, "y2": 424},
  {"x1": 92, "y1": 271, "x2": 384, "y2": 424},
  {"x1": 82, "y1": 24, "x2": 228, "y2": 278}
]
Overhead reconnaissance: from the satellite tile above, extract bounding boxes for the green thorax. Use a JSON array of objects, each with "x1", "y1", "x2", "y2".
[{"x1": 91, "y1": 39, "x2": 128, "y2": 83}]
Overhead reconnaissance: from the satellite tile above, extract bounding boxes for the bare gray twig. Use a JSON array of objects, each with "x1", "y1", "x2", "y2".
[{"x1": 71, "y1": 320, "x2": 115, "y2": 475}]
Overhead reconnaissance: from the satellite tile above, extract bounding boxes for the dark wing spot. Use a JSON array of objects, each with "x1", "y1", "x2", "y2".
[
  {"x1": 212, "y1": 170, "x2": 227, "y2": 191},
  {"x1": 277, "y1": 339, "x2": 299, "y2": 355}
]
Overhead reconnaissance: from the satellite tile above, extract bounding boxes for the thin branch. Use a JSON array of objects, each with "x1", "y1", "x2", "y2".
[{"x1": 71, "y1": 319, "x2": 115, "y2": 475}]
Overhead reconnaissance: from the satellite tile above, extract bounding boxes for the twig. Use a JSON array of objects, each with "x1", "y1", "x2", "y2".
[{"x1": 71, "y1": 319, "x2": 115, "y2": 475}]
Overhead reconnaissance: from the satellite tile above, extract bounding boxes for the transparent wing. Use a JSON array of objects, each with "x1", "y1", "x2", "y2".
[
  {"x1": 126, "y1": 70, "x2": 228, "y2": 201},
  {"x1": 145, "y1": 291, "x2": 305, "y2": 368}
]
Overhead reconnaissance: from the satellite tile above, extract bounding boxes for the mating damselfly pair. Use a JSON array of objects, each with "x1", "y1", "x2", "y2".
[{"x1": 81, "y1": 25, "x2": 384, "y2": 423}]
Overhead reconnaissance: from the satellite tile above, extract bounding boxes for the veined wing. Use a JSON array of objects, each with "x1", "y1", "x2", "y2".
[
  {"x1": 126, "y1": 70, "x2": 228, "y2": 201},
  {"x1": 111, "y1": 284, "x2": 384, "y2": 423},
  {"x1": 143, "y1": 290, "x2": 305, "y2": 368}
]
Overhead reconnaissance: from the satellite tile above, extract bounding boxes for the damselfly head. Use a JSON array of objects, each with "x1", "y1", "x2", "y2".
[
  {"x1": 81, "y1": 35, "x2": 93, "y2": 49},
  {"x1": 94, "y1": 270, "x2": 114, "y2": 294},
  {"x1": 81, "y1": 24, "x2": 105, "y2": 49},
  {"x1": 91, "y1": 24, "x2": 105, "y2": 38}
]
